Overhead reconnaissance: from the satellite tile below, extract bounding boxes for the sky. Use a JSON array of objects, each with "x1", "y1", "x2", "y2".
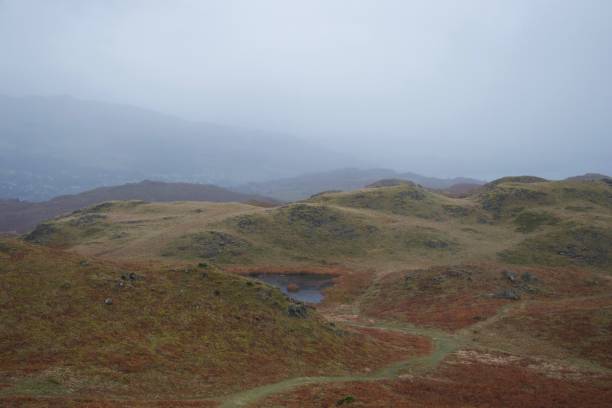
[{"x1": 1, "y1": 0, "x2": 611, "y2": 179}]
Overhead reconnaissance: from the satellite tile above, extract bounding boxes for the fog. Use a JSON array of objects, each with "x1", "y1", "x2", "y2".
[{"x1": 1, "y1": 0, "x2": 611, "y2": 179}]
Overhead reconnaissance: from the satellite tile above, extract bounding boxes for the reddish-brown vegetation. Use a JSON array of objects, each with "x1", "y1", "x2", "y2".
[
  {"x1": 255, "y1": 351, "x2": 612, "y2": 407},
  {"x1": 361, "y1": 264, "x2": 612, "y2": 331},
  {"x1": 0, "y1": 396, "x2": 219, "y2": 407},
  {"x1": 0, "y1": 240, "x2": 426, "y2": 402},
  {"x1": 488, "y1": 296, "x2": 612, "y2": 367}
]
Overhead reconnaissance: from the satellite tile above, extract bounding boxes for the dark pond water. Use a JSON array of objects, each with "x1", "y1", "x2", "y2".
[{"x1": 249, "y1": 273, "x2": 335, "y2": 304}]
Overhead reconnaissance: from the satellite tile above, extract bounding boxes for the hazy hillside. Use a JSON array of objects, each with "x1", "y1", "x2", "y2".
[
  {"x1": 0, "y1": 180, "x2": 278, "y2": 234},
  {"x1": 0, "y1": 94, "x2": 361, "y2": 201},
  {"x1": 564, "y1": 173, "x2": 611, "y2": 182},
  {"x1": 237, "y1": 168, "x2": 486, "y2": 201},
  {"x1": 29, "y1": 178, "x2": 611, "y2": 272},
  {"x1": 9, "y1": 177, "x2": 612, "y2": 406}
]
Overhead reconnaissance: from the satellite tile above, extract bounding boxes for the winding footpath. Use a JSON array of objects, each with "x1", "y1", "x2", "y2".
[
  {"x1": 217, "y1": 294, "x2": 612, "y2": 407},
  {"x1": 218, "y1": 317, "x2": 463, "y2": 408}
]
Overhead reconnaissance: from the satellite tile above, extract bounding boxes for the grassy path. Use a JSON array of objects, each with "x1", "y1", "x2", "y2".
[{"x1": 218, "y1": 319, "x2": 462, "y2": 408}]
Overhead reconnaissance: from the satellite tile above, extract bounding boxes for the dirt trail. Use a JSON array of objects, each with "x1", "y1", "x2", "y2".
[
  {"x1": 217, "y1": 272, "x2": 520, "y2": 408},
  {"x1": 218, "y1": 294, "x2": 596, "y2": 407},
  {"x1": 218, "y1": 318, "x2": 461, "y2": 408}
]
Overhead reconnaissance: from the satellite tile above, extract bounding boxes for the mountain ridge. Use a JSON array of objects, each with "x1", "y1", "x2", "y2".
[
  {"x1": 0, "y1": 180, "x2": 278, "y2": 234},
  {"x1": 236, "y1": 167, "x2": 487, "y2": 201},
  {"x1": 0, "y1": 94, "x2": 364, "y2": 201}
]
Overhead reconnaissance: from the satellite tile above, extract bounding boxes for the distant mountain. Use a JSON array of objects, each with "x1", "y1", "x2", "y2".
[
  {"x1": 565, "y1": 173, "x2": 611, "y2": 182},
  {"x1": 0, "y1": 180, "x2": 278, "y2": 233},
  {"x1": 0, "y1": 94, "x2": 362, "y2": 201},
  {"x1": 439, "y1": 183, "x2": 484, "y2": 197},
  {"x1": 237, "y1": 168, "x2": 486, "y2": 201}
]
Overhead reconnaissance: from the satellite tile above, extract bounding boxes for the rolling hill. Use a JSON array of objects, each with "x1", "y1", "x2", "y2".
[
  {"x1": 0, "y1": 239, "x2": 420, "y2": 404},
  {"x1": 4, "y1": 176, "x2": 612, "y2": 406},
  {"x1": 236, "y1": 168, "x2": 486, "y2": 201},
  {"x1": 25, "y1": 177, "x2": 611, "y2": 273},
  {"x1": 0, "y1": 180, "x2": 278, "y2": 234}
]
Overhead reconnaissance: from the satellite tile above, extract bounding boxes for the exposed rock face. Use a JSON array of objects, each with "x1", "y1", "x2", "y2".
[{"x1": 287, "y1": 302, "x2": 308, "y2": 318}]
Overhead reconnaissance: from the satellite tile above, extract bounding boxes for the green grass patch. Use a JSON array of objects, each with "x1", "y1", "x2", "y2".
[
  {"x1": 162, "y1": 231, "x2": 252, "y2": 262},
  {"x1": 499, "y1": 225, "x2": 612, "y2": 270},
  {"x1": 513, "y1": 211, "x2": 560, "y2": 233}
]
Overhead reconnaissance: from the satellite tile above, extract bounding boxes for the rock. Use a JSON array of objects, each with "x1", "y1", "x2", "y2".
[
  {"x1": 521, "y1": 272, "x2": 536, "y2": 283},
  {"x1": 287, "y1": 283, "x2": 300, "y2": 292},
  {"x1": 79, "y1": 260, "x2": 90, "y2": 267},
  {"x1": 121, "y1": 272, "x2": 143, "y2": 281},
  {"x1": 404, "y1": 273, "x2": 415, "y2": 289},
  {"x1": 104, "y1": 298, "x2": 113, "y2": 305},
  {"x1": 495, "y1": 288, "x2": 521, "y2": 300},
  {"x1": 424, "y1": 239, "x2": 449, "y2": 249},
  {"x1": 287, "y1": 303, "x2": 308, "y2": 318},
  {"x1": 502, "y1": 270, "x2": 518, "y2": 283}
]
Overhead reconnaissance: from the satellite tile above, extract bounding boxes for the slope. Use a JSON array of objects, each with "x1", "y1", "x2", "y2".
[
  {"x1": 0, "y1": 180, "x2": 279, "y2": 234},
  {"x1": 0, "y1": 239, "x2": 418, "y2": 403}
]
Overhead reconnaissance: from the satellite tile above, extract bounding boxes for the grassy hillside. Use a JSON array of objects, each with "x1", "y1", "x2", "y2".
[
  {"x1": 235, "y1": 168, "x2": 485, "y2": 201},
  {"x1": 0, "y1": 239, "x2": 417, "y2": 402},
  {"x1": 5, "y1": 177, "x2": 612, "y2": 406},
  {"x1": 0, "y1": 179, "x2": 279, "y2": 234},
  {"x1": 23, "y1": 179, "x2": 612, "y2": 273}
]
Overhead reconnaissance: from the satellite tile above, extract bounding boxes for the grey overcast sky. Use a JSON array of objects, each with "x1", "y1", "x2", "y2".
[{"x1": 1, "y1": 0, "x2": 611, "y2": 179}]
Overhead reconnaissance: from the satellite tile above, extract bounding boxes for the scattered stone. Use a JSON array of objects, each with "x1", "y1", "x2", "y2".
[
  {"x1": 502, "y1": 270, "x2": 518, "y2": 283},
  {"x1": 287, "y1": 302, "x2": 308, "y2": 318},
  {"x1": 445, "y1": 267, "x2": 472, "y2": 279},
  {"x1": 121, "y1": 272, "x2": 143, "y2": 281},
  {"x1": 104, "y1": 298, "x2": 113, "y2": 305},
  {"x1": 431, "y1": 276, "x2": 445, "y2": 285},
  {"x1": 404, "y1": 273, "x2": 415, "y2": 289},
  {"x1": 424, "y1": 239, "x2": 449, "y2": 249},
  {"x1": 495, "y1": 288, "x2": 521, "y2": 300},
  {"x1": 521, "y1": 271, "x2": 537, "y2": 283}
]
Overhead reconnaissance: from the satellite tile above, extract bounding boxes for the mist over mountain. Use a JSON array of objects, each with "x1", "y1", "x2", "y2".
[
  {"x1": 0, "y1": 94, "x2": 364, "y2": 200},
  {"x1": 0, "y1": 179, "x2": 278, "y2": 234},
  {"x1": 237, "y1": 168, "x2": 485, "y2": 201}
]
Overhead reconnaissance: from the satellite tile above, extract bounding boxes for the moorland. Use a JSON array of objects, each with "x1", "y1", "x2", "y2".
[{"x1": 1, "y1": 176, "x2": 611, "y2": 407}]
